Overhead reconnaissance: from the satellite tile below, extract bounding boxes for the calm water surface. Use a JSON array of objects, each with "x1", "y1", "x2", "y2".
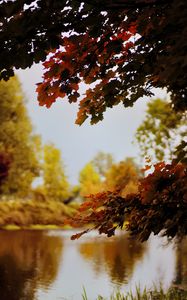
[{"x1": 0, "y1": 230, "x2": 186, "y2": 300}]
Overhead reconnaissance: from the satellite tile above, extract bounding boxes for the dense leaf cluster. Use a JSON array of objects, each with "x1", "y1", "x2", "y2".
[
  {"x1": 0, "y1": 1, "x2": 187, "y2": 124},
  {"x1": 36, "y1": 0, "x2": 187, "y2": 122},
  {"x1": 69, "y1": 162, "x2": 187, "y2": 241}
]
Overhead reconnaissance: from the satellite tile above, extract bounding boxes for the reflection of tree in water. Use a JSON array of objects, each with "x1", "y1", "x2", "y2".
[
  {"x1": 79, "y1": 233, "x2": 146, "y2": 285},
  {"x1": 174, "y1": 237, "x2": 187, "y2": 289},
  {"x1": 0, "y1": 230, "x2": 63, "y2": 300}
]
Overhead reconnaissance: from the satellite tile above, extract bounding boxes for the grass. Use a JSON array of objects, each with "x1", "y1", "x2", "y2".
[{"x1": 82, "y1": 287, "x2": 187, "y2": 300}]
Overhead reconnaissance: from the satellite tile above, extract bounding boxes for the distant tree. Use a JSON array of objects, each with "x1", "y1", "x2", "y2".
[
  {"x1": 43, "y1": 144, "x2": 70, "y2": 202},
  {"x1": 136, "y1": 98, "x2": 187, "y2": 162},
  {"x1": 104, "y1": 158, "x2": 141, "y2": 196},
  {"x1": 91, "y1": 152, "x2": 114, "y2": 179},
  {"x1": 0, "y1": 76, "x2": 39, "y2": 197},
  {"x1": 79, "y1": 163, "x2": 102, "y2": 198}
]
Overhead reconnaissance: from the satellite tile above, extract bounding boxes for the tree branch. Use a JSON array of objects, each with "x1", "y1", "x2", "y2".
[{"x1": 82, "y1": 0, "x2": 171, "y2": 11}]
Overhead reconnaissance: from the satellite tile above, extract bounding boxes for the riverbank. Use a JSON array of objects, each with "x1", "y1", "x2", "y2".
[{"x1": 0, "y1": 198, "x2": 78, "y2": 229}]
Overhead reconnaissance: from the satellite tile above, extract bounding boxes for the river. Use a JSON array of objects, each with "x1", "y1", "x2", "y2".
[{"x1": 0, "y1": 230, "x2": 186, "y2": 300}]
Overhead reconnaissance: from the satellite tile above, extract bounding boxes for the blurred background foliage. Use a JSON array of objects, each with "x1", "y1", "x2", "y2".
[
  {"x1": 135, "y1": 98, "x2": 187, "y2": 162},
  {"x1": 0, "y1": 76, "x2": 39, "y2": 197},
  {"x1": 0, "y1": 76, "x2": 185, "y2": 228}
]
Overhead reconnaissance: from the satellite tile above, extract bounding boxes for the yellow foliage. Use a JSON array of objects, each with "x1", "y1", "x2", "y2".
[
  {"x1": 104, "y1": 158, "x2": 140, "y2": 196},
  {"x1": 0, "y1": 76, "x2": 40, "y2": 197},
  {"x1": 43, "y1": 144, "x2": 71, "y2": 201},
  {"x1": 79, "y1": 163, "x2": 103, "y2": 198}
]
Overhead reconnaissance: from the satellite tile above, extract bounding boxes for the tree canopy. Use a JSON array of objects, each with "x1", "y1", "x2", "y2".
[{"x1": 0, "y1": 0, "x2": 187, "y2": 124}]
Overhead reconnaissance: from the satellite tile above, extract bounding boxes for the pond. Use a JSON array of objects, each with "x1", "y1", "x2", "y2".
[{"x1": 0, "y1": 230, "x2": 186, "y2": 300}]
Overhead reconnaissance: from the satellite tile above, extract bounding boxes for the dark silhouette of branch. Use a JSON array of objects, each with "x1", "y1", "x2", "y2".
[{"x1": 82, "y1": 0, "x2": 171, "y2": 10}]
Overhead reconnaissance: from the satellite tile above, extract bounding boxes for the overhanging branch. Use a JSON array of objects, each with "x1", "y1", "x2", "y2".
[{"x1": 82, "y1": 0, "x2": 171, "y2": 11}]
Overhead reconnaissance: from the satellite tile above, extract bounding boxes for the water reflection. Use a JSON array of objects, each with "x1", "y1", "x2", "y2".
[
  {"x1": 0, "y1": 230, "x2": 186, "y2": 300},
  {"x1": 0, "y1": 230, "x2": 63, "y2": 300},
  {"x1": 79, "y1": 233, "x2": 146, "y2": 285}
]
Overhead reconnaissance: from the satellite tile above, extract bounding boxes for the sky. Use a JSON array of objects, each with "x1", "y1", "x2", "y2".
[{"x1": 16, "y1": 65, "x2": 166, "y2": 185}]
